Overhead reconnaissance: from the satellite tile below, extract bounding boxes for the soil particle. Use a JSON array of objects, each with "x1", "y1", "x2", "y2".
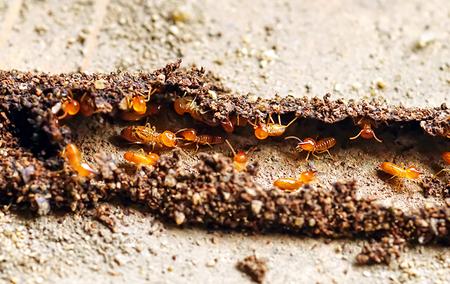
[
  {"x1": 95, "y1": 204, "x2": 117, "y2": 232},
  {"x1": 236, "y1": 255, "x2": 268, "y2": 283}
]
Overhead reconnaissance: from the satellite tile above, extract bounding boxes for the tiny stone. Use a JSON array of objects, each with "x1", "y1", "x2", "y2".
[
  {"x1": 164, "y1": 176, "x2": 177, "y2": 187},
  {"x1": 174, "y1": 212, "x2": 185, "y2": 225},
  {"x1": 251, "y1": 200, "x2": 263, "y2": 214},
  {"x1": 94, "y1": 79, "x2": 107, "y2": 90}
]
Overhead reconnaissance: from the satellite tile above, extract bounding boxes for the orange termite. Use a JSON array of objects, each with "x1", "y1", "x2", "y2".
[
  {"x1": 285, "y1": 136, "x2": 336, "y2": 160},
  {"x1": 435, "y1": 151, "x2": 450, "y2": 176},
  {"x1": 274, "y1": 170, "x2": 317, "y2": 191},
  {"x1": 177, "y1": 128, "x2": 224, "y2": 150},
  {"x1": 57, "y1": 91, "x2": 80, "y2": 119},
  {"x1": 248, "y1": 114, "x2": 298, "y2": 140},
  {"x1": 224, "y1": 140, "x2": 255, "y2": 171},
  {"x1": 120, "y1": 124, "x2": 177, "y2": 148},
  {"x1": 123, "y1": 150, "x2": 159, "y2": 166},
  {"x1": 349, "y1": 117, "x2": 382, "y2": 143},
  {"x1": 61, "y1": 143, "x2": 96, "y2": 177},
  {"x1": 379, "y1": 162, "x2": 422, "y2": 180}
]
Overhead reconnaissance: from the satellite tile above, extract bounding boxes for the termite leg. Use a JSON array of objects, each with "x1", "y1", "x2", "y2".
[
  {"x1": 317, "y1": 150, "x2": 333, "y2": 159},
  {"x1": 305, "y1": 152, "x2": 311, "y2": 161},
  {"x1": 269, "y1": 114, "x2": 275, "y2": 124},
  {"x1": 248, "y1": 119, "x2": 257, "y2": 128},
  {"x1": 146, "y1": 88, "x2": 156, "y2": 102},
  {"x1": 188, "y1": 95, "x2": 197, "y2": 109},
  {"x1": 285, "y1": 116, "x2": 298, "y2": 128}
]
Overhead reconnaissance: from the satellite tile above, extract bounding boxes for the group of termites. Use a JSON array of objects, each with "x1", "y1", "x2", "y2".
[{"x1": 55, "y1": 90, "x2": 450, "y2": 192}]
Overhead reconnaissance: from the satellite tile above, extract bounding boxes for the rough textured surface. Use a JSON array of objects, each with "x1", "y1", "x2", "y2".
[
  {"x1": 236, "y1": 255, "x2": 268, "y2": 283},
  {"x1": 0, "y1": 0, "x2": 449, "y2": 283}
]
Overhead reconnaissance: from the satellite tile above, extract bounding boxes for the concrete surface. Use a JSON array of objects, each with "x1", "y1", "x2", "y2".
[{"x1": 0, "y1": 0, "x2": 449, "y2": 283}]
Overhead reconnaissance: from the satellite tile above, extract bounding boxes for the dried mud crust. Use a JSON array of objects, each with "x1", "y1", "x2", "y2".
[
  {"x1": 236, "y1": 255, "x2": 268, "y2": 283},
  {"x1": 0, "y1": 62, "x2": 449, "y2": 265}
]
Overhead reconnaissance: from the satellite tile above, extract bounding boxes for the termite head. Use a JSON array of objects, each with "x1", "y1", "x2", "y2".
[
  {"x1": 234, "y1": 150, "x2": 248, "y2": 164},
  {"x1": 248, "y1": 118, "x2": 269, "y2": 140},
  {"x1": 254, "y1": 124, "x2": 269, "y2": 140},
  {"x1": 360, "y1": 127, "x2": 376, "y2": 139},
  {"x1": 405, "y1": 167, "x2": 422, "y2": 179},
  {"x1": 174, "y1": 97, "x2": 193, "y2": 115},
  {"x1": 177, "y1": 128, "x2": 197, "y2": 142},
  {"x1": 350, "y1": 121, "x2": 382, "y2": 142},
  {"x1": 160, "y1": 131, "x2": 177, "y2": 147},
  {"x1": 131, "y1": 96, "x2": 147, "y2": 114},
  {"x1": 299, "y1": 170, "x2": 316, "y2": 184},
  {"x1": 298, "y1": 138, "x2": 316, "y2": 152},
  {"x1": 62, "y1": 98, "x2": 80, "y2": 116}
]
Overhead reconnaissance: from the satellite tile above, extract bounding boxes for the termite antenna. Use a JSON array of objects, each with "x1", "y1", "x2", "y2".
[
  {"x1": 225, "y1": 139, "x2": 237, "y2": 156},
  {"x1": 175, "y1": 128, "x2": 190, "y2": 134},
  {"x1": 284, "y1": 136, "x2": 303, "y2": 143},
  {"x1": 349, "y1": 129, "x2": 363, "y2": 140},
  {"x1": 372, "y1": 132, "x2": 383, "y2": 143}
]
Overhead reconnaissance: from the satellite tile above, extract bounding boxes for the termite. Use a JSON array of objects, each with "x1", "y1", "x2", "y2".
[
  {"x1": 224, "y1": 139, "x2": 255, "y2": 171},
  {"x1": 285, "y1": 136, "x2": 336, "y2": 160},
  {"x1": 123, "y1": 150, "x2": 159, "y2": 167},
  {"x1": 379, "y1": 162, "x2": 422, "y2": 180},
  {"x1": 61, "y1": 143, "x2": 96, "y2": 177},
  {"x1": 127, "y1": 89, "x2": 155, "y2": 114},
  {"x1": 274, "y1": 170, "x2": 317, "y2": 191},
  {"x1": 349, "y1": 117, "x2": 382, "y2": 143},
  {"x1": 57, "y1": 91, "x2": 80, "y2": 119},
  {"x1": 120, "y1": 124, "x2": 177, "y2": 148},
  {"x1": 248, "y1": 114, "x2": 298, "y2": 140},
  {"x1": 173, "y1": 97, "x2": 204, "y2": 121},
  {"x1": 177, "y1": 128, "x2": 224, "y2": 150},
  {"x1": 435, "y1": 151, "x2": 450, "y2": 176}
]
